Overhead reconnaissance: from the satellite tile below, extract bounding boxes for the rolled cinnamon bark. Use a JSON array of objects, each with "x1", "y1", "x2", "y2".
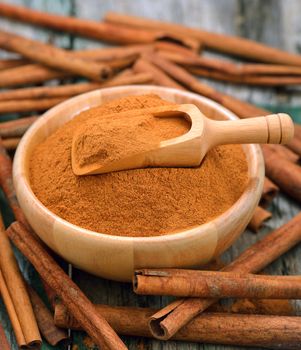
[
  {"x1": 149, "y1": 212, "x2": 301, "y2": 339},
  {"x1": 54, "y1": 303, "x2": 301, "y2": 349},
  {"x1": 134, "y1": 269, "x2": 301, "y2": 299},
  {"x1": 7, "y1": 222, "x2": 127, "y2": 350},
  {"x1": 0, "y1": 64, "x2": 67, "y2": 88},
  {"x1": 294, "y1": 123, "x2": 301, "y2": 141},
  {"x1": 0, "y1": 71, "x2": 152, "y2": 102},
  {"x1": 105, "y1": 12, "x2": 301, "y2": 66},
  {"x1": 41, "y1": 281, "x2": 59, "y2": 312},
  {"x1": 0, "y1": 138, "x2": 30, "y2": 229},
  {"x1": 261, "y1": 177, "x2": 279, "y2": 207},
  {"x1": 0, "y1": 71, "x2": 153, "y2": 116},
  {"x1": 0, "y1": 97, "x2": 65, "y2": 114},
  {"x1": 27, "y1": 286, "x2": 69, "y2": 346},
  {"x1": 189, "y1": 66, "x2": 301, "y2": 86},
  {"x1": 0, "y1": 57, "x2": 29, "y2": 70},
  {"x1": 248, "y1": 206, "x2": 272, "y2": 232},
  {"x1": 74, "y1": 44, "x2": 152, "y2": 61},
  {"x1": 0, "y1": 214, "x2": 41, "y2": 348},
  {"x1": 158, "y1": 50, "x2": 238, "y2": 75},
  {"x1": 1, "y1": 138, "x2": 20, "y2": 151},
  {"x1": 262, "y1": 146, "x2": 301, "y2": 202},
  {"x1": 241, "y1": 63, "x2": 301, "y2": 75},
  {"x1": 286, "y1": 137, "x2": 301, "y2": 156},
  {"x1": 0, "y1": 3, "x2": 201, "y2": 50},
  {"x1": 230, "y1": 298, "x2": 294, "y2": 316},
  {"x1": 0, "y1": 270, "x2": 26, "y2": 347},
  {"x1": 157, "y1": 46, "x2": 301, "y2": 80},
  {"x1": 146, "y1": 53, "x2": 270, "y2": 117},
  {"x1": 268, "y1": 144, "x2": 300, "y2": 163},
  {"x1": 0, "y1": 54, "x2": 137, "y2": 88},
  {"x1": 0, "y1": 30, "x2": 112, "y2": 81},
  {"x1": 133, "y1": 58, "x2": 185, "y2": 90},
  {"x1": 153, "y1": 42, "x2": 201, "y2": 58},
  {"x1": 0, "y1": 54, "x2": 140, "y2": 88},
  {"x1": 0, "y1": 116, "x2": 39, "y2": 138}
]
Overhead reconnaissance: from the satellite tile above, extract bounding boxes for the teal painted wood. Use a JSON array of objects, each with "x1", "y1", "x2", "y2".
[{"x1": 0, "y1": 0, "x2": 301, "y2": 349}]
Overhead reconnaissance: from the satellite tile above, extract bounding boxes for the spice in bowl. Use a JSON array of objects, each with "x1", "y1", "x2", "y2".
[{"x1": 29, "y1": 94, "x2": 248, "y2": 237}]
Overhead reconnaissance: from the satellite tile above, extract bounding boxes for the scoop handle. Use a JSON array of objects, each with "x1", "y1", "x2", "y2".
[{"x1": 207, "y1": 113, "x2": 294, "y2": 147}]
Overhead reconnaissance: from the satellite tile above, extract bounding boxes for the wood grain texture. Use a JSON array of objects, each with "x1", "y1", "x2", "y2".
[{"x1": 0, "y1": 0, "x2": 301, "y2": 350}]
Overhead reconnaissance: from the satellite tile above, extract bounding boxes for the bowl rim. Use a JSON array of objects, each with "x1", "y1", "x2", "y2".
[{"x1": 13, "y1": 85, "x2": 264, "y2": 243}]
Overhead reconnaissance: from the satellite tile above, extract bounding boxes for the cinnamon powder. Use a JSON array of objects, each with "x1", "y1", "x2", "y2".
[
  {"x1": 73, "y1": 106, "x2": 187, "y2": 171},
  {"x1": 29, "y1": 94, "x2": 248, "y2": 237}
]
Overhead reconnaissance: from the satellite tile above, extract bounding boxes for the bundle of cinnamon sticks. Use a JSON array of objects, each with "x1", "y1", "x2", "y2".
[{"x1": 0, "y1": 3, "x2": 301, "y2": 349}]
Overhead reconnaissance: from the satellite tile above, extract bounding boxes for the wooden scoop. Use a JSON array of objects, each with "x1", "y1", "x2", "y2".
[{"x1": 72, "y1": 104, "x2": 294, "y2": 175}]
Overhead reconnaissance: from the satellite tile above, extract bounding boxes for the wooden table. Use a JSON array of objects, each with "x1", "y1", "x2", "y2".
[{"x1": 0, "y1": 1, "x2": 301, "y2": 349}]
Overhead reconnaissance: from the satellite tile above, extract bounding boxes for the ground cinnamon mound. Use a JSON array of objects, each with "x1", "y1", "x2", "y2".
[
  {"x1": 73, "y1": 106, "x2": 186, "y2": 170},
  {"x1": 29, "y1": 94, "x2": 248, "y2": 237}
]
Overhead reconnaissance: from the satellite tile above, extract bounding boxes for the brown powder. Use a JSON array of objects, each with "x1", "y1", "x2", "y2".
[
  {"x1": 73, "y1": 107, "x2": 186, "y2": 171},
  {"x1": 29, "y1": 94, "x2": 248, "y2": 237}
]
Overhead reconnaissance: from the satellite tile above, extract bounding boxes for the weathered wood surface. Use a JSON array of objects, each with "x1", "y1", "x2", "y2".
[{"x1": 0, "y1": 0, "x2": 301, "y2": 349}]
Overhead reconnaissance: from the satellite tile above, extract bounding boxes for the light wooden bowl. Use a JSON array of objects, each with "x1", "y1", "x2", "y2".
[{"x1": 13, "y1": 86, "x2": 264, "y2": 282}]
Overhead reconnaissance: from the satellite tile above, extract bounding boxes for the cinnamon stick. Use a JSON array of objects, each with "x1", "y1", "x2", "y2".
[
  {"x1": 105, "y1": 12, "x2": 301, "y2": 66},
  {"x1": 0, "y1": 97, "x2": 65, "y2": 115},
  {"x1": 153, "y1": 42, "x2": 201, "y2": 58},
  {"x1": 0, "y1": 270, "x2": 25, "y2": 347},
  {"x1": 41, "y1": 281, "x2": 59, "y2": 312},
  {"x1": 27, "y1": 285, "x2": 69, "y2": 346},
  {"x1": 294, "y1": 123, "x2": 301, "y2": 141},
  {"x1": 148, "y1": 212, "x2": 301, "y2": 339},
  {"x1": 0, "y1": 30, "x2": 112, "y2": 81},
  {"x1": 6, "y1": 222, "x2": 127, "y2": 350},
  {"x1": 268, "y1": 144, "x2": 300, "y2": 163},
  {"x1": 0, "y1": 57, "x2": 29, "y2": 70},
  {"x1": 241, "y1": 63, "x2": 301, "y2": 76},
  {"x1": 189, "y1": 66, "x2": 301, "y2": 86},
  {"x1": 0, "y1": 55, "x2": 142, "y2": 88},
  {"x1": 148, "y1": 52, "x2": 220, "y2": 96},
  {"x1": 149, "y1": 52, "x2": 299, "y2": 133},
  {"x1": 0, "y1": 71, "x2": 152, "y2": 102},
  {"x1": 54, "y1": 303, "x2": 301, "y2": 349},
  {"x1": 0, "y1": 138, "x2": 31, "y2": 229},
  {"x1": 2, "y1": 138, "x2": 20, "y2": 151},
  {"x1": 261, "y1": 177, "x2": 279, "y2": 207},
  {"x1": 157, "y1": 50, "x2": 238, "y2": 75},
  {"x1": 133, "y1": 58, "x2": 185, "y2": 90},
  {"x1": 0, "y1": 214, "x2": 41, "y2": 348},
  {"x1": 0, "y1": 116, "x2": 38, "y2": 138},
  {"x1": 0, "y1": 3, "x2": 200, "y2": 50},
  {"x1": 0, "y1": 73, "x2": 151, "y2": 114},
  {"x1": 0, "y1": 139, "x2": 68, "y2": 346},
  {"x1": 74, "y1": 44, "x2": 152, "y2": 61},
  {"x1": 160, "y1": 49, "x2": 301, "y2": 77},
  {"x1": 262, "y1": 146, "x2": 301, "y2": 201},
  {"x1": 230, "y1": 298, "x2": 294, "y2": 316},
  {"x1": 0, "y1": 321, "x2": 10, "y2": 350},
  {"x1": 134, "y1": 269, "x2": 301, "y2": 299},
  {"x1": 147, "y1": 53, "x2": 266, "y2": 117},
  {"x1": 286, "y1": 137, "x2": 301, "y2": 156},
  {"x1": 265, "y1": 179, "x2": 281, "y2": 205},
  {"x1": 0, "y1": 64, "x2": 67, "y2": 88},
  {"x1": 248, "y1": 206, "x2": 272, "y2": 232}
]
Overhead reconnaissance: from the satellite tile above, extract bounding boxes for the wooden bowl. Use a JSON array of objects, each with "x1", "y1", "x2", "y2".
[{"x1": 13, "y1": 86, "x2": 264, "y2": 282}]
